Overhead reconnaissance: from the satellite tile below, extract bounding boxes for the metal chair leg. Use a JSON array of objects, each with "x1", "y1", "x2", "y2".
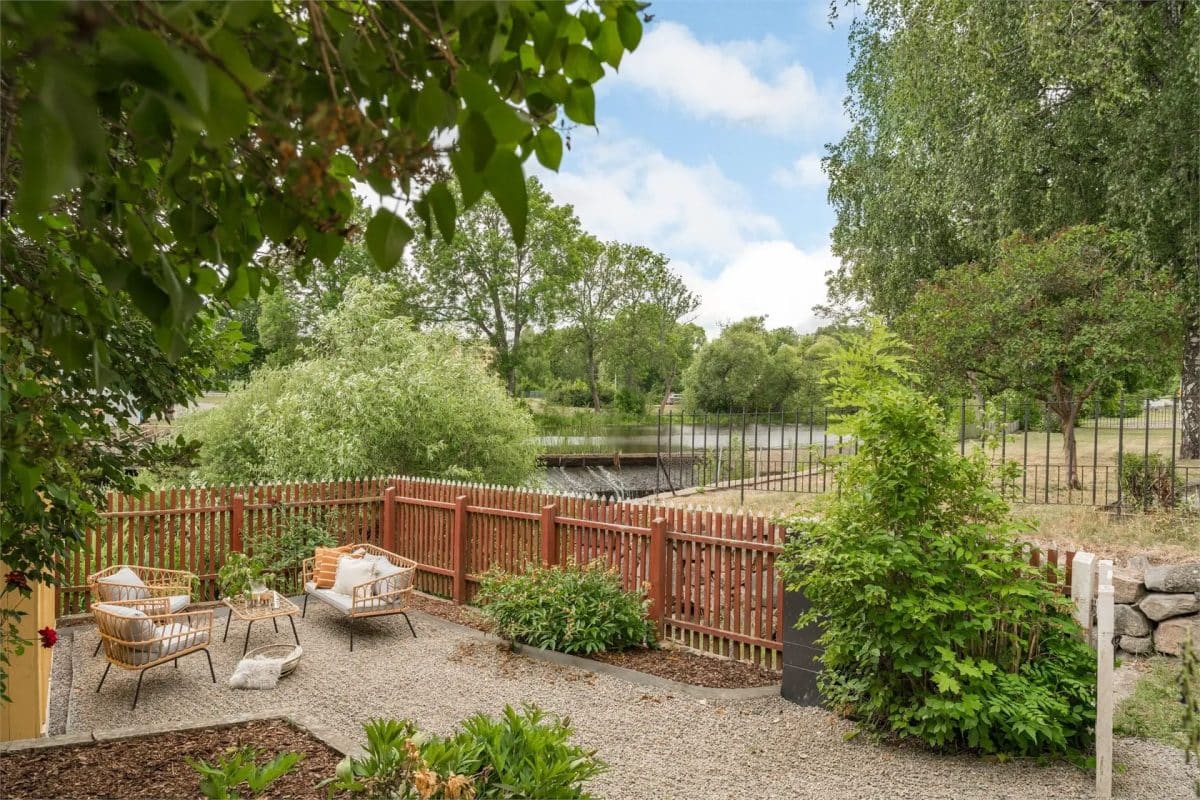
[
  {"x1": 173, "y1": 659, "x2": 178, "y2": 669},
  {"x1": 302, "y1": 594, "x2": 308, "y2": 618},
  {"x1": 132, "y1": 670, "x2": 146, "y2": 710},
  {"x1": 93, "y1": 638, "x2": 102, "y2": 657},
  {"x1": 401, "y1": 612, "x2": 416, "y2": 638},
  {"x1": 288, "y1": 614, "x2": 300, "y2": 646},
  {"x1": 204, "y1": 649, "x2": 215, "y2": 683},
  {"x1": 96, "y1": 663, "x2": 111, "y2": 693},
  {"x1": 349, "y1": 618, "x2": 354, "y2": 652}
]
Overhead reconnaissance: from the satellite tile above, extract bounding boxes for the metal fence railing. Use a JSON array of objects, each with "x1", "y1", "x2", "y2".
[{"x1": 653, "y1": 396, "x2": 1198, "y2": 509}]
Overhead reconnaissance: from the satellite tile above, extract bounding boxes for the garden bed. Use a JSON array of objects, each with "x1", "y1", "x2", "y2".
[
  {"x1": 0, "y1": 720, "x2": 343, "y2": 800},
  {"x1": 409, "y1": 591, "x2": 781, "y2": 689}
]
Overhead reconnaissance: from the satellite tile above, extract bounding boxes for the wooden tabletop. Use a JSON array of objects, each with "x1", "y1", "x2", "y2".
[{"x1": 221, "y1": 591, "x2": 299, "y2": 621}]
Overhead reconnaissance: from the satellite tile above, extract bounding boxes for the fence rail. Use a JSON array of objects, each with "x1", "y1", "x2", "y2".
[
  {"x1": 59, "y1": 476, "x2": 1079, "y2": 668},
  {"x1": 655, "y1": 395, "x2": 1198, "y2": 508}
]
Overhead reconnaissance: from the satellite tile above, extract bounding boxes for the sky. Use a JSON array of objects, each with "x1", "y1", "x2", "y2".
[{"x1": 536, "y1": 0, "x2": 856, "y2": 335}]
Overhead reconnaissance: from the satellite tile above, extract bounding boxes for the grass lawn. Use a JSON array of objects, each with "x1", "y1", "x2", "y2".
[
  {"x1": 1115, "y1": 657, "x2": 1188, "y2": 748},
  {"x1": 654, "y1": 488, "x2": 1200, "y2": 563}
]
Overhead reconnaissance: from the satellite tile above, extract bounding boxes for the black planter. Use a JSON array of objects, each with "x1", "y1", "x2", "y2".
[{"x1": 780, "y1": 588, "x2": 824, "y2": 707}]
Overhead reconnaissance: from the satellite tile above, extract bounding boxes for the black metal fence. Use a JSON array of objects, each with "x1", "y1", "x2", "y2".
[{"x1": 653, "y1": 396, "x2": 1198, "y2": 509}]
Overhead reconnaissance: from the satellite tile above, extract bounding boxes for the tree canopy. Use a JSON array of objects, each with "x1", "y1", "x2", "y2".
[
  {"x1": 903, "y1": 226, "x2": 1181, "y2": 488},
  {"x1": 825, "y1": 0, "x2": 1199, "y2": 455},
  {"x1": 181, "y1": 279, "x2": 539, "y2": 486}
]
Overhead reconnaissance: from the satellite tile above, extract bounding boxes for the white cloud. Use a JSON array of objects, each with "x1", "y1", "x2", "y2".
[
  {"x1": 771, "y1": 153, "x2": 827, "y2": 188},
  {"x1": 540, "y1": 135, "x2": 833, "y2": 335},
  {"x1": 676, "y1": 243, "x2": 835, "y2": 335},
  {"x1": 618, "y1": 22, "x2": 839, "y2": 134},
  {"x1": 541, "y1": 135, "x2": 779, "y2": 261}
]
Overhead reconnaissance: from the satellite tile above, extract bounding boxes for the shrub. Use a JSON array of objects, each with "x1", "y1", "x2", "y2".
[
  {"x1": 476, "y1": 561, "x2": 655, "y2": 654},
  {"x1": 247, "y1": 512, "x2": 338, "y2": 595},
  {"x1": 1117, "y1": 452, "x2": 1182, "y2": 510},
  {"x1": 188, "y1": 747, "x2": 301, "y2": 800},
  {"x1": 612, "y1": 386, "x2": 645, "y2": 415},
  {"x1": 180, "y1": 279, "x2": 538, "y2": 485},
  {"x1": 778, "y1": 325, "x2": 1095, "y2": 756},
  {"x1": 333, "y1": 705, "x2": 603, "y2": 799}
]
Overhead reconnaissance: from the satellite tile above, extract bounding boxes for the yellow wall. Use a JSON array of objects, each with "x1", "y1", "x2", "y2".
[{"x1": 0, "y1": 565, "x2": 55, "y2": 742}]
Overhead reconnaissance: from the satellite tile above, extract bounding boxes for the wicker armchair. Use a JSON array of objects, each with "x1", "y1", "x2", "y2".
[
  {"x1": 301, "y1": 543, "x2": 417, "y2": 651},
  {"x1": 87, "y1": 565, "x2": 196, "y2": 656},
  {"x1": 92, "y1": 597, "x2": 215, "y2": 710}
]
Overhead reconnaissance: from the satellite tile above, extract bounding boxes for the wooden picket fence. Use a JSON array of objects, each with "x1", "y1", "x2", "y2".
[{"x1": 57, "y1": 476, "x2": 1078, "y2": 669}]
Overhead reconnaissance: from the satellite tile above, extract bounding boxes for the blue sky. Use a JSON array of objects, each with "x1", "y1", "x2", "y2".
[{"x1": 537, "y1": 0, "x2": 856, "y2": 334}]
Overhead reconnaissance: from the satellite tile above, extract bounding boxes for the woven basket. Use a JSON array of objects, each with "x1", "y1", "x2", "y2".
[{"x1": 244, "y1": 644, "x2": 303, "y2": 677}]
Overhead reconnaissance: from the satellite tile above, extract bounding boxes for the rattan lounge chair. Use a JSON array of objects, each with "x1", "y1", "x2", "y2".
[
  {"x1": 87, "y1": 565, "x2": 196, "y2": 656},
  {"x1": 301, "y1": 543, "x2": 417, "y2": 651},
  {"x1": 92, "y1": 597, "x2": 215, "y2": 710}
]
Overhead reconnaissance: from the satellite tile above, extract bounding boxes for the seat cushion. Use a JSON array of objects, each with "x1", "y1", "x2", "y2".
[
  {"x1": 96, "y1": 567, "x2": 151, "y2": 602},
  {"x1": 372, "y1": 561, "x2": 414, "y2": 596},
  {"x1": 152, "y1": 622, "x2": 208, "y2": 659},
  {"x1": 309, "y1": 587, "x2": 353, "y2": 615},
  {"x1": 94, "y1": 602, "x2": 155, "y2": 643},
  {"x1": 314, "y1": 547, "x2": 342, "y2": 588},
  {"x1": 333, "y1": 555, "x2": 377, "y2": 596}
]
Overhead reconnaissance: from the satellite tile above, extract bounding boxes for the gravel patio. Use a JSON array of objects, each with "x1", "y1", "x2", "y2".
[{"x1": 54, "y1": 601, "x2": 1198, "y2": 800}]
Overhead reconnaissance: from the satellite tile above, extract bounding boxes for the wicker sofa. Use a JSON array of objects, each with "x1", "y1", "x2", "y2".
[
  {"x1": 301, "y1": 543, "x2": 418, "y2": 651},
  {"x1": 86, "y1": 565, "x2": 196, "y2": 656},
  {"x1": 92, "y1": 597, "x2": 215, "y2": 709}
]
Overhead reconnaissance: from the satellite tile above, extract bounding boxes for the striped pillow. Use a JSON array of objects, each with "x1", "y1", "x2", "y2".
[{"x1": 314, "y1": 547, "x2": 343, "y2": 588}]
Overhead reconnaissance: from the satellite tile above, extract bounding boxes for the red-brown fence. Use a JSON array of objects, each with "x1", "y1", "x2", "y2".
[{"x1": 58, "y1": 476, "x2": 1078, "y2": 669}]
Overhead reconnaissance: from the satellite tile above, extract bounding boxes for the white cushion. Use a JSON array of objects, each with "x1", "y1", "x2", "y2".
[
  {"x1": 152, "y1": 622, "x2": 207, "y2": 658},
  {"x1": 372, "y1": 561, "x2": 413, "y2": 596},
  {"x1": 96, "y1": 567, "x2": 150, "y2": 602},
  {"x1": 310, "y1": 587, "x2": 354, "y2": 614},
  {"x1": 94, "y1": 602, "x2": 154, "y2": 642},
  {"x1": 332, "y1": 555, "x2": 377, "y2": 596},
  {"x1": 167, "y1": 594, "x2": 190, "y2": 613}
]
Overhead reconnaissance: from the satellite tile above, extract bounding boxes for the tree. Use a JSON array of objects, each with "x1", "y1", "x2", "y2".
[
  {"x1": 1, "y1": 0, "x2": 643, "y2": 691},
  {"x1": 408, "y1": 179, "x2": 583, "y2": 395},
  {"x1": 902, "y1": 226, "x2": 1181, "y2": 490},
  {"x1": 826, "y1": 0, "x2": 1200, "y2": 456},
  {"x1": 182, "y1": 279, "x2": 538, "y2": 486},
  {"x1": 256, "y1": 290, "x2": 302, "y2": 367}
]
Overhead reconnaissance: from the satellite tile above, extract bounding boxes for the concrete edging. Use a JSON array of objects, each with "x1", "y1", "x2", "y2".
[{"x1": 0, "y1": 708, "x2": 362, "y2": 759}]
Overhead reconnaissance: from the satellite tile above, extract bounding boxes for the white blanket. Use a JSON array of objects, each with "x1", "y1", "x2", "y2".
[{"x1": 229, "y1": 656, "x2": 285, "y2": 690}]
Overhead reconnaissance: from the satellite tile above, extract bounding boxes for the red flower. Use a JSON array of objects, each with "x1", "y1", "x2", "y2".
[
  {"x1": 38, "y1": 627, "x2": 57, "y2": 649},
  {"x1": 5, "y1": 571, "x2": 29, "y2": 592}
]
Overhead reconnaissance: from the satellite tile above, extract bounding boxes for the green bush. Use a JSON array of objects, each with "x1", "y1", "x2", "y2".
[
  {"x1": 547, "y1": 379, "x2": 613, "y2": 409},
  {"x1": 248, "y1": 513, "x2": 338, "y2": 595},
  {"x1": 333, "y1": 705, "x2": 603, "y2": 799},
  {"x1": 188, "y1": 746, "x2": 301, "y2": 800},
  {"x1": 476, "y1": 561, "x2": 655, "y2": 655},
  {"x1": 1117, "y1": 452, "x2": 1182, "y2": 510},
  {"x1": 180, "y1": 279, "x2": 538, "y2": 485},
  {"x1": 778, "y1": 325, "x2": 1095, "y2": 756},
  {"x1": 612, "y1": 386, "x2": 645, "y2": 415}
]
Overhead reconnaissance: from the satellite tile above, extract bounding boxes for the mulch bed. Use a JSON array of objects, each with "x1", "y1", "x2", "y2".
[
  {"x1": 0, "y1": 719, "x2": 344, "y2": 800},
  {"x1": 410, "y1": 591, "x2": 781, "y2": 689}
]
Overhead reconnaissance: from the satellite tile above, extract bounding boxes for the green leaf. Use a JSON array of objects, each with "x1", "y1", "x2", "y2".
[
  {"x1": 593, "y1": 20, "x2": 625, "y2": 68},
  {"x1": 484, "y1": 150, "x2": 527, "y2": 246},
  {"x1": 564, "y1": 44, "x2": 605, "y2": 83},
  {"x1": 533, "y1": 127, "x2": 563, "y2": 170},
  {"x1": 209, "y1": 30, "x2": 269, "y2": 91},
  {"x1": 483, "y1": 104, "x2": 532, "y2": 145},
  {"x1": 13, "y1": 105, "x2": 78, "y2": 223},
  {"x1": 307, "y1": 230, "x2": 345, "y2": 266},
  {"x1": 365, "y1": 208, "x2": 413, "y2": 270},
  {"x1": 450, "y1": 150, "x2": 485, "y2": 208},
  {"x1": 416, "y1": 82, "x2": 454, "y2": 133},
  {"x1": 106, "y1": 29, "x2": 209, "y2": 114},
  {"x1": 260, "y1": 197, "x2": 300, "y2": 242},
  {"x1": 460, "y1": 111, "x2": 497, "y2": 171},
  {"x1": 617, "y1": 7, "x2": 643, "y2": 51},
  {"x1": 426, "y1": 183, "x2": 457, "y2": 242},
  {"x1": 564, "y1": 83, "x2": 595, "y2": 126}
]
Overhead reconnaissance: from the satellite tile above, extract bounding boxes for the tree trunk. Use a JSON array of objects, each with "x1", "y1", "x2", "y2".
[
  {"x1": 1050, "y1": 377, "x2": 1083, "y2": 490},
  {"x1": 1181, "y1": 311, "x2": 1200, "y2": 459},
  {"x1": 661, "y1": 370, "x2": 676, "y2": 408},
  {"x1": 506, "y1": 367, "x2": 517, "y2": 397},
  {"x1": 586, "y1": 343, "x2": 601, "y2": 412}
]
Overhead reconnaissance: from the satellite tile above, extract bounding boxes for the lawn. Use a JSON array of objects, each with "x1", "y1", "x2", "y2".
[{"x1": 1115, "y1": 657, "x2": 1188, "y2": 749}]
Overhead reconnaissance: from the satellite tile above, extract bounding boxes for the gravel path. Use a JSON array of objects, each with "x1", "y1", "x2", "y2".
[{"x1": 62, "y1": 607, "x2": 1197, "y2": 800}]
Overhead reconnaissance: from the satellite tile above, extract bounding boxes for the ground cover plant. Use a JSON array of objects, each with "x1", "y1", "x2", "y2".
[
  {"x1": 1115, "y1": 657, "x2": 1188, "y2": 749},
  {"x1": 476, "y1": 561, "x2": 654, "y2": 655},
  {"x1": 779, "y1": 326, "x2": 1096, "y2": 756},
  {"x1": 332, "y1": 705, "x2": 603, "y2": 799}
]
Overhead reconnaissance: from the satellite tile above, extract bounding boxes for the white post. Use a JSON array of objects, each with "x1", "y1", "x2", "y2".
[
  {"x1": 1095, "y1": 559, "x2": 1114, "y2": 800},
  {"x1": 1071, "y1": 551, "x2": 1096, "y2": 633}
]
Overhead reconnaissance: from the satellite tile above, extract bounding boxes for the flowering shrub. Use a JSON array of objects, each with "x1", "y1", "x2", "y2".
[
  {"x1": 333, "y1": 705, "x2": 603, "y2": 799},
  {"x1": 37, "y1": 627, "x2": 56, "y2": 649},
  {"x1": 476, "y1": 561, "x2": 654, "y2": 655}
]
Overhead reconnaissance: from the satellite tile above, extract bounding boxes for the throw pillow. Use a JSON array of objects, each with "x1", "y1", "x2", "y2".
[
  {"x1": 96, "y1": 567, "x2": 150, "y2": 602},
  {"x1": 314, "y1": 547, "x2": 342, "y2": 588},
  {"x1": 94, "y1": 602, "x2": 155, "y2": 642},
  {"x1": 332, "y1": 554, "x2": 377, "y2": 596}
]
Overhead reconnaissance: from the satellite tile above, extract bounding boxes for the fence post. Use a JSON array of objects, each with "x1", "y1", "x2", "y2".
[
  {"x1": 230, "y1": 494, "x2": 245, "y2": 553},
  {"x1": 648, "y1": 517, "x2": 667, "y2": 635},
  {"x1": 540, "y1": 504, "x2": 557, "y2": 566},
  {"x1": 382, "y1": 486, "x2": 396, "y2": 553},
  {"x1": 452, "y1": 494, "x2": 468, "y2": 604},
  {"x1": 1096, "y1": 559, "x2": 1115, "y2": 800},
  {"x1": 1070, "y1": 551, "x2": 1096, "y2": 633}
]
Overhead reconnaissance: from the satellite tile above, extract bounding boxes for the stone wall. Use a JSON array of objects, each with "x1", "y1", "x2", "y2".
[{"x1": 1109, "y1": 558, "x2": 1200, "y2": 657}]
